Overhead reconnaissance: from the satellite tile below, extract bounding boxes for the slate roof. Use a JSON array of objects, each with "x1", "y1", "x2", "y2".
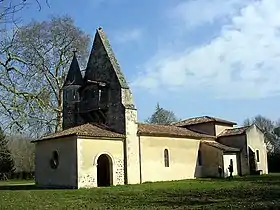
[
  {"x1": 218, "y1": 126, "x2": 250, "y2": 137},
  {"x1": 32, "y1": 123, "x2": 124, "y2": 142},
  {"x1": 202, "y1": 140, "x2": 240, "y2": 152},
  {"x1": 137, "y1": 123, "x2": 215, "y2": 139},
  {"x1": 172, "y1": 116, "x2": 237, "y2": 127},
  {"x1": 63, "y1": 52, "x2": 84, "y2": 87},
  {"x1": 85, "y1": 27, "x2": 129, "y2": 89}
]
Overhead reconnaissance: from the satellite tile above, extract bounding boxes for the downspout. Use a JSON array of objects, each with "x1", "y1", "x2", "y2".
[{"x1": 138, "y1": 135, "x2": 142, "y2": 184}]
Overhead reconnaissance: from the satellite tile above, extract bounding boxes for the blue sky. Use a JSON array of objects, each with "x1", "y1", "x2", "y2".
[{"x1": 19, "y1": 0, "x2": 280, "y2": 125}]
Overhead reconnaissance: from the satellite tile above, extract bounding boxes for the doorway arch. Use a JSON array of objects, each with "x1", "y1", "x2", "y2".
[{"x1": 97, "y1": 154, "x2": 113, "y2": 187}]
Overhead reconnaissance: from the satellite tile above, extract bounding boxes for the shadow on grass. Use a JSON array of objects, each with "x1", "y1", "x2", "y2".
[
  {"x1": 143, "y1": 186, "x2": 280, "y2": 209},
  {"x1": 0, "y1": 184, "x2": 75, "y2": 191}
]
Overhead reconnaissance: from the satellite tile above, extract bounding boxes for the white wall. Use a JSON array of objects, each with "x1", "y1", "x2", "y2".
[
  {"x1": 34, "y1": 136, "x2": 78, "y2": 188},
  {"x1": 246, "y1": 125, "x2": 268, "y2": 174},
  {"x1": 223, "y1": 154, "x2": 238, "y2": 177},
  {"x1": 139, "y1": 136, "x2": 200, "y2": 183},
  {"x1": 77, "y1": 137, "x2": 124, "y2": 188},
  {"x1": 215, "y1": 124, "x2": 234, "y2": 136}
]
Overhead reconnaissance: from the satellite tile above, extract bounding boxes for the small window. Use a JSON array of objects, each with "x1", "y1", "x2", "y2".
[
  {"x1": 73, "y1": 90, "x2": 79, "y2": 101},
  {"x1": 256, "y1": 150, "x2": 260, "y2": 162},
  {"x1": 198, "y1": 150, "x2": 202, "y2": 166},
  {"x1": 50, "y1": 151, "x2": 59, "y2": 169},
  {"x1": 164, "y1": 149, "x2": 169, "y2": 167}
]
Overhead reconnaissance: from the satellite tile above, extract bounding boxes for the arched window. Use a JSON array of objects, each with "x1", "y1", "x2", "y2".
[
  {"x1": 256, "y1": 150, "x2": 260, "y2": 162},
  {"x1": 50, "y1": 150, "x2": 59, "y2": 169},
  {"x1": 164, "y1": 149, "x2": 169, "y2": 167}
]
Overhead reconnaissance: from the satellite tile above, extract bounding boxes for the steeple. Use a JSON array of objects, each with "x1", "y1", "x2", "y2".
[
  {"x1": 85, "y1": 27, "x2": 129, "y2": 89},
  {"x1": 63, "y1": 50, "x2": 83, "y2": 87}
]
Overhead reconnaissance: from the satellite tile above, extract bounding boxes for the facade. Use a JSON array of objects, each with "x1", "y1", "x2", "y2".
[
  {"x1": 217, "y1": 124, "x2": 268, "y2": 175},
  {"x1": 32, "y1": 28, "x2": 268, "y2": 189}
]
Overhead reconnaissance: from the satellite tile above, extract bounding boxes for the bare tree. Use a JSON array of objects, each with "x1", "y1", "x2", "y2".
[
  {"x1": 0, "y1": 0, "x2": 52, "y2": 134},
  {"x1": 0, "y1": 16, "x2": 90, "y2": 135},
  {"x1": 243, "y1": 115, "x2": 280, "y2": 153}
]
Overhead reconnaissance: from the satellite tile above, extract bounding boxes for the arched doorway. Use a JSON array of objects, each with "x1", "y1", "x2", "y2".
[{"x1": 97, "y1": 154, "x2": 112, "y2": 187}]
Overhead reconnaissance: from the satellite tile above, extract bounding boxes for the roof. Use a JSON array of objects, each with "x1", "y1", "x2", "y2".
[
  {"x1": 172, "y1": 116, "x2": 237, "y2": 127},
  {"x1": 32, "y1": 123, "x2": 124, "y2": 142},
  {"x1": 218, "y1": 126, "x2": 250, "y2": 137},
  {"x1": 85, "y1": 27, "x2": 129, "y2": 89},
  {"x1": 202, "y1": 140, "x2": 240, "y2": 152},
  {"x1": 63, "y1": 52, "x2": 84, "y2": 87},
  {"x1": 137, "y1": 123, "x2": 215, "y2": 139}
]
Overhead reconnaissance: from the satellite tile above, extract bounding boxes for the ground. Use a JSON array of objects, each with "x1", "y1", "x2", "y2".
[{"x1": 0, "y1": 174, "x2": 279, "y2": 209}]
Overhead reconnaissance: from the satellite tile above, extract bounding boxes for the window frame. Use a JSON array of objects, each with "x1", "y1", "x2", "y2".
[
  {"x1": 256, "y1": 149, "x2": 260, "y2": 162},
  {"x1": 164, "y1": 149, "x2": 170, "y2": 167},
  {"x1": 50, "y1": 150, "x2": 59, "y2": 169}
]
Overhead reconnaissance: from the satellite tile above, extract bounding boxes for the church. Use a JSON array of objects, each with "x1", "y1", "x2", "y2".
[{"x1": 32, "y1": 27, "x2": 268, "y2": 189}]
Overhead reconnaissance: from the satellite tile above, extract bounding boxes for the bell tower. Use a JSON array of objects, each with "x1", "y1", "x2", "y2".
[
  {"x1": 62, "y1": 51, "x2": 83, "y2": 130},
  {"x1": 83, "y1": 28, "x2": 141, "y2": 184}
]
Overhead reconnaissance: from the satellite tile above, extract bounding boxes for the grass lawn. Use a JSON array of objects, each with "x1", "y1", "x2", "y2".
[{"x1": 0, "y1": 174, "x2": 280, "y2": 210}]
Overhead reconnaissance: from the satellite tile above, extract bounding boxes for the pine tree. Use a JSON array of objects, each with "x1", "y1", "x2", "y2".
[{"x1": 0, "y1": 127, "x2": 15, "y2": 180}]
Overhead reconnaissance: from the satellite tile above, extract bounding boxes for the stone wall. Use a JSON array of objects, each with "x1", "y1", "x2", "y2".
[{"x1": 83, "y1": 28, "x2": 127, "y2": 134}]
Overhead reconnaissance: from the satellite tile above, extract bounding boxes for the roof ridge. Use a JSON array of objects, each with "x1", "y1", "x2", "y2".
[
  {"x1": 225, "y1": 125, "x2": 250, "y2": 131},
  {"x1": 137, "y1": 123, "x2": 215, "y2": 139},
  {"x1": 34, "y1": 123, "x2": 124, "y2": 142},
  {"x1": 95, "y1": 28, "x2": 129, "y2": 89}
]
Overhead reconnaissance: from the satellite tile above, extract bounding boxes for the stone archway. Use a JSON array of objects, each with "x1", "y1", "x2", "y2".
[{"x1": 97, "y1": 154, "x2": 113, "y2": 187}]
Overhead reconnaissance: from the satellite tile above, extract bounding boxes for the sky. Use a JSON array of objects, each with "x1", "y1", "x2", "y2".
[{"x1": 14, "y1": 0, "x2": 280, "y2": 125}]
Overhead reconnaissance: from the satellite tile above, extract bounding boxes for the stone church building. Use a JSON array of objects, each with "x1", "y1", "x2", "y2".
[{"x1": 32, "y1": 28, "x2": 268, "y2": 188}]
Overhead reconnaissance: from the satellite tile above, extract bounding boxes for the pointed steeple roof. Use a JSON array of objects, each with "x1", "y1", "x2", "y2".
[
  {"x1": 85, "y1": 27, "x2": 129, "y2": 89},
  {"x1": 63, "y1": 51, "x2": 83, "y2": 87}
]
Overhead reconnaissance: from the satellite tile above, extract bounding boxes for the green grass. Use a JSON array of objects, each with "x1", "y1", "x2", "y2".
[
  {"x1": 0, "y1": 179, "x2": 34, "y2": 185},
  {"x1": 0, "y1": 174, "x2": 280, "y2": 209}
]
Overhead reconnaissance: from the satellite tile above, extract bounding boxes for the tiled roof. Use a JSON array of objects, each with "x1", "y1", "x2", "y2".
[
  {"x1": 33, "y1": 122, "x2": 217, "y2": 142},
  {"x1": 172, "y1": 116, "x2": 237, "y2": 127},
  {"x1": 218, "y1": 126, "x2": 250, "y2": 137},
  {"x1": 202, "y1": 140, "x2": 240, "y2": 152},
  {"x1": 137, "y1": 123, "x2": 215, "y2": 139},
  {"x1": 33, "y1": 123, "x2": 124, "y2": 142}
]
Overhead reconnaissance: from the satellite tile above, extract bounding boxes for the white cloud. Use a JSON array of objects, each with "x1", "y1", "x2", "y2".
[
  {"x1": 132, "y1": 0, "x2": 280, "y2": 99},
  {"x1": 169, "y1": 0, "x2": 251, "y2": 28},
  {"x1": 114, "y1": 28, "x2": 143, "y2": 43}
]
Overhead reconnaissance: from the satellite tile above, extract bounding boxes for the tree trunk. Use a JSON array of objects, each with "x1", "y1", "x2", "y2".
[{"x1": 56, "y1": 89, "x2": 63, "y2": 132}]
